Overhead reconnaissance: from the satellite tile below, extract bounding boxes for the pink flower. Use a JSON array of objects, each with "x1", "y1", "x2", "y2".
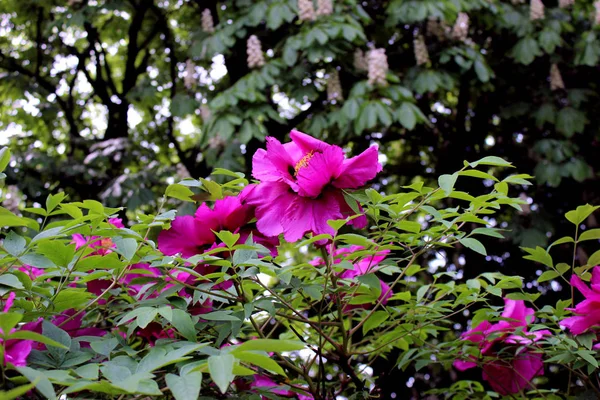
[
  {"x1": 242, "y1": 130, "x2": 381, "y2": 242},
  {"x1": 52, "y1": 309, "x2": 106, "y2": 343},
  {"x1": 312, "y1": 245, "x2": 392, "y2": 311},
  {"x1": 158, "y1": 196, "x2": 258, "y2": 258},
  {"x1": 17, "y1": 265, "x2": 44, "y2": 279},
  {"x1": 72, "y1": 217, "x2": 124, "y2": 256},
  {"x1": 561, "y1": 267, "x2": 600, "y2": 335},
  {"x1": 119, "y1": 263, "x2": 162, "y2": 297},
  {"x1": 108, "y1": 218, "x2": 125, "y2": 228},
  {"x1": 454, "y1": 299, "x2": 550, "y2": 395},
  {"x1": 250, "y1": 375, "x2": 313, "y2": 399},
  {"x1": 0, "y1": 293, "x2": 41, "y2": 367},
  {"x1": 136, "y1": 322, "x2": 175, "y2": 346}
]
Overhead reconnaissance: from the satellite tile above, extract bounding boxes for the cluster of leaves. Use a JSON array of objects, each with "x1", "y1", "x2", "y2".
[{"x1": 1, "y1": 147, "x2": 600, "y2": 399}]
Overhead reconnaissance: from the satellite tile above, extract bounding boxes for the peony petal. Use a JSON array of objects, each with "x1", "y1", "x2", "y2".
[
  {"x1": 483, "y1": 352, "x2": 544, "y2": 395},
  {"x1": 561, "y1": 311, "x2": 600, "y2": 335},
  {"x1": 454, "y1": 359, "x2": 477, "y2": 371},
  {"x1": 296, "y1": 146, "x2": 343, "y2": 198},
  {"x1": 3, "y1": 292, "x2": 15, "y2": 313},
  {"x1": 5, "y1": 340, "x2": 33, "y2": 367},
  {"x1": 501, "y1": 299, "x2": 533, "y2": 326},
  {"x1": 246, "y1": 182, "x2": 296, "y2": 239},
  {"x1": 333, "y1": 145, "x2": 382, "y2": 189},
  {"x1": 290, "y1": 129, "x2": 330, "y2": 153},
  {"x1": 571, "y1": 274, "x2": 594, "y2": 298},
  {"x1": 281, "y1": 191, "x2": 342, "y2": 242},
  {"x1": 108, "y1": 218, "x2": 125, "y2": 228},
  {"x1": 252, "y1": 137, "x2": 295, "y2": 184},
  {"x1": 158, "y1": 215, "x2": 215, "y2": 258},
  {"x1": 211, "y1": 196, "x2": 254, "y2": 232}
]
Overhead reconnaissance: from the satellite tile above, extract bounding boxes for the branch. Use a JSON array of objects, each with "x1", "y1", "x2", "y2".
[
  {"x1": 122, "y1": 3, "x2": 150, "y2": 94},
  {"x1": 35, "y1": 7, "x2": 43, "y2": 78}
]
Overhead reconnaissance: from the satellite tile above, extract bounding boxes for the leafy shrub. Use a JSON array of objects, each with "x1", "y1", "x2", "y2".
[{"x1": 0, "y1": 133, "x2": 598, "y2": 399}]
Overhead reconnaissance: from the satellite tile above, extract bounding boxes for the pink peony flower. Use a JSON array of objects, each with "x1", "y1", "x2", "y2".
[
  {"x1": 250, "y1": 375, "x2": 312, "y2": 399},
  {"x1": 52, "y1": 309, "x2": 106, "y2": 342},
  {"x1": 136, "y1": 322, "x2": 175, "y2": 346},
  {"x1": 454, "y1": 299, "x2": 550, "y2": 395},
  {"x1": 17, "y1": 265, "x2": 44, "y2": 279},
  {"x1": 72, "y1": 217, "x2": 124, "y2": 256},
  {"x1": 119, "y1": 263, "x2": 163, "y2": 297},
  {"x1": 108, "y1": 218, "x2": 125, "y2": 228},
  {"x1": 0, "y1": 293, "x2": 42, "y2": 366},
  {"x1": 561, "y1": 267, "x2": 600, "y2": 335},
  {"x1": 242, "y1": 130, "x2": 381, "y2": 242},
  {"x1": 158, "y1": 195, "x2": 261, "y2": 258},
  {"x1": 312, "y1": 245, "x2": 392, "y2": 311}
]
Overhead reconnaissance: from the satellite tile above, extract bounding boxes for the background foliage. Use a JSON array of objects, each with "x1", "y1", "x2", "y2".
[{"x1": 2, "y1": 0, "x2": 600, "y2": 398}]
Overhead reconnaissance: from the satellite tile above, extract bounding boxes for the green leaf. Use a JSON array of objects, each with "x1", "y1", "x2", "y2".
[
  {"x1": 397, "y1": 220, "x2": 421, "y2": 233},
  {"x1": 356, "y1": 273, "x2": 382, "y2": 296},
  {"x1": 52, "y1": 289, "x2": 93, "y2": 312},
  {"x1": 468, "y1": 156, "x2": 513, "y2": 168},
  {"x1": 363, "y1": 310, "x2": 389, "y2": 334},
  {"x1": 522, "y1": 246, "x2": 553, "y2": 268},
  {"x1": 0, "y1": 381, "x2": 38, "y2": 400},
  {"x1": 4, "y1": 231, "x2": 26, "y2": 256},
  {"x1": 471, "y1": 228, "x2": 504, "y2": 239},
  {"x1": 137, "y1": 343, "x2": 206, "y2": 374},
  {"x1": 113, "y1": 237, "x2": 137, "y2": 261},
  {"x1": 565, "y1": 205, "x2": 599, "y2": 226},
  {"x1": 42, "y1": 320, "x2": 71, "y2": 360},
  {"x1": 18, "y1": 254, "x2": 55, "y2": 269},
  {"x1": 233, "y1": 339, "x2": 305, "y2": 353},
  {"x1": 556, "y1": 107, "x2": 586, "y2": 138},
  {"x1": 538, "y1": 270, "x2": 559, "y2": 283},
  {"x1": 438, "y1": 173, "x2": 457, "y2": 196},
  {"x1": 201, "y1": 311, "x2": 242, "y2": 322},
  {"x1": 587, "y1": 249, "x2": 600, "y2": 268},
  {"x1": 90, "y1": 337, "x2": 119, "y2": 356},
  {"x1": 171, "y1": 309, "x2": 197, "y2": 342},
  {"x1": 397, "y1": 102, "x2": 416, "y2": 130},
  {"x1": 0, "y1": 147, "x2": 11, "y2": 172},
  {"x1": 548, "y1": 236, "x2": 574, "y2": 249},
  {"x1": 235, "y1": 351, "x2": 286, "y2": 376},
  {"x1": 459, "y1": 238, "x2": 487, "y2": 256},
  {"x1": 136, "y1": 308, "x2": 158, "y2": 329},
  {"x1": 166, "y1": 372, "x2": 202, "y2": 400},
  {"x1": 580, "y1": 229, "x2": 600, "y2": 242},
  {"x1": 458, "y1": 170, "x2": 498, "y2": 182},
  {"x1": 0, "y1": 274, "x2": 24, "y2": 289},
  {"x1": 208, "y1": 354, "x2": 235, "y2": 394},
  {"x1": 576, "y1": 350, "x2": 599, "y2": 368},
  {"x1": 0, "y1": 214, "x2": 28, "y2": 228},
  {"x1": 16, "y1": 366, "x2": 57, "y2": 400},
  {"x1": 75, "y1": 364, "x2": 100, "y2": 380},
  {"x1": 166, "y1": 184, "x2": 195, "y2": 202},
  {"x1": 474, "y1": 59, "x2": 490, "y2": 83},
  {"x1": 510, "y1": 36, "x2": 542, "y2": 65},
  {"x1": 46, "y1": 192, "x2": 66, "y2": 213},
  {"x1": 214, "y1": 230, "x2": 240, "y2": 248},
  {"x1": 7, "y1": 330, "x2": 69, "y2": 349},
  {"x1": 0, "y1": 312, "x2": 23, "y2": 333}
]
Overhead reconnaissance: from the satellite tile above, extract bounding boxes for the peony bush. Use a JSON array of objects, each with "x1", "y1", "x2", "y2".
[{"x1": 0, "y1": 133, "x2": 599, "y2": 399}]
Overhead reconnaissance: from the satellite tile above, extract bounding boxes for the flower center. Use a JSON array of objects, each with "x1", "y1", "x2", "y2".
[
  {"x1": 100, "y1": 238, "x2": 114, "y2": 248},
  {"x1": 294, "y1": 151, "x2": 315, "y2": 176}
]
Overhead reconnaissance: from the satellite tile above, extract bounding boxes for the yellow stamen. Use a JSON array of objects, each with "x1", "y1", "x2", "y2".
[{"x1": 294, "y1": 150, "x2": 315, "y2": 176}]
